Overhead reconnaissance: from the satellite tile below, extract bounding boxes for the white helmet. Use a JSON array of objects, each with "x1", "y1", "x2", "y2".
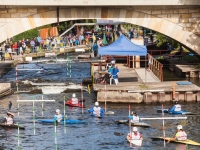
[
  {"x1": 56, "y1": 109, "x2": 60, "y2": 113},
  {"x1": 95, "y1": 102, "x2": 99, "y2": 106},
  {"x1": 72, "y1": 93, "x2": 76, "y2": 98},
  {"x1": 177, "y1": 125, "x2": 183, "y2": 130},
  {"x1": 133, "y1": 127, "x2": 138, "y2": 132}
]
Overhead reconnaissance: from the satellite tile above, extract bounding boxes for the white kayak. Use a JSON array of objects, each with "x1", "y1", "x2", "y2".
[
  {"x1": 116, "y1": 120, "x2": 150, "y2": 127},
  {"x1": 127, "y1": 137, "x2": 143, "y2": 146}
]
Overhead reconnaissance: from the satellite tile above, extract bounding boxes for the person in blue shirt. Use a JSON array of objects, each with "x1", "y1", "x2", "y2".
[
  {"x1": 88, "y1": 102, "x2": 104, "y2": 117},
  {"x1": 54, "y1": 109, "x2": 63, "y2": 123},
  {"x1": 92, "y1": 42, "x2": 98, "y2": 57},
  {"x1": 128, "y1": 111, "x2": 140, "y2": 122},
  {"x1": 111, "y1": 65, "x2": 119, "y2": 84},
  {"x1": 168, "y1": 101, "x2": 181, "y2": 113}
]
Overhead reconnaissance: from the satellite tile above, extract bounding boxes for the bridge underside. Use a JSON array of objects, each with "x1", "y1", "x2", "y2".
[{"x1": 0, "y1": 6, "x2": 199, "y2": 54}]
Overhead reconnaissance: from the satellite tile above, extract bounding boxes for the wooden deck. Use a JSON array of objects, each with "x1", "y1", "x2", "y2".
[{"x1": 93, "y1": 63, "x2": 200, "y2": 103}]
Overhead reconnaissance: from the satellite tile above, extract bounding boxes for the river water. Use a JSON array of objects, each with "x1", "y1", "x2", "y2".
[{"x1": 0, "y1": 55, "x2": 200, "y2": 150}]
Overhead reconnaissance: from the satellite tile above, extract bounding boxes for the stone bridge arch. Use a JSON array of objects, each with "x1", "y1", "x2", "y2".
[{"x1": 1, "y1": 7, "x2": 199, "y2": 54}]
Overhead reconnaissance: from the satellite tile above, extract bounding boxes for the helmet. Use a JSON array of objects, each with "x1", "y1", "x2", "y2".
[
  {"x1": 56, "y1": 109, "x2": 60, "y2": 113},
  {"x1": 72, "y1": 93, "x2": 76, "y2": 98},
  {"x1": 131, "y1": 111, "x2": 137, "y2": 115},
  {"x1": 175, "y1": 101, "x2": 178, "y2": 104},
  {"x1": 95, "y1": 102, "x2": 99, "y2": 106},
  {"x1": 133, "y1": 127, "x2": 138, "y2": 132},
  {"x1": 177, "y1": 125, "x2": 183, "y2": 130}
]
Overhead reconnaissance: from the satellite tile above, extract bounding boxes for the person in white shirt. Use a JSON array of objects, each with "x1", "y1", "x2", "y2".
[
  {"x1": 54, "y1": 109, "x2": 63, "y2": 123},
  {"x1": 71, "y1": 93, "x2": 79, "y2": 104}
]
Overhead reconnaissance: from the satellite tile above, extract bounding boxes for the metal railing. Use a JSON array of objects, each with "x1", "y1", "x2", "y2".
[{"x1": 148, "y1": 53, "x2": 163, "y2": 81}]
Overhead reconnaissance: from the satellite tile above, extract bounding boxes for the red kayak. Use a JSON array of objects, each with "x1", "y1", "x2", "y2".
[{"x1": 65, "y1": 100, "x2": 85, "y2": 108}]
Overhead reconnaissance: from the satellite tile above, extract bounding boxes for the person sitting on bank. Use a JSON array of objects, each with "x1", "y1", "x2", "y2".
[
  {"x1": 4, "y1": 112, "x2": 15, "y2": 125},
  {"x1": 168, "y1": 125, "x2": 187, "y2": 143},
  {"x1": 128, "y1": 111, "x2": 140, "y2": 122},
  {"x1": 100, "y1": 66, "x2": 113, "y2": 84},
  {"x1": 54, "y1": 109, "x2": 63, "y2": 123},
  {"x1": 168, "y1": 101, "x2": 181, "y2": 112},
  {"x1": 127, "y1": 127, "x2": 143, "y2": 140},
  {"x1": 88, "y1": 102, "x2": 104, "y2": 117},
  {"x1": 71, "y1": 93, "x2": 79, "y2": 105}
]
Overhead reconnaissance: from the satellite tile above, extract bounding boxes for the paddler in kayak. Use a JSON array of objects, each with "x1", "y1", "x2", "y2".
[
  {"x1": 127, "y1": 127, "x2": 143, "y2": 140},
  {"x1": 54, "y1": 109, "x2": 63, "y2": 123},
  {"x1": 88, "y1": 102, "x2": 104, "y2": 117},
  {"x1": 168, "y1": 125, "x2": 187, "y2": 143},
  {"x1": 128, "y1": 111, "x2": 140, "y2": 122},
  {"x1": 71, "y1": 93, "x2": 79, "y2": 105},
  {"x1": 4, "y1": 112, "x2": 15, "y2": 125},
  {"x1": 168, "y1": 101, "x2": 181, "y2": 113}
]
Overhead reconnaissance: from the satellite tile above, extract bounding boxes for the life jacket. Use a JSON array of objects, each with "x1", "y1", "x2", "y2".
[
  {"x1": 6, "y1": 117, "x2": 13, "y2": 125},
  {"x1": 176, "y1": 131, "x2": 187, "y2": 140},
  {"x1": 93, "y1": 106, "x2": 101, "y2": 116},
  {"x1": 54, "y1": 114, "x2": 62, "y2": 123},
  {"x1": 71, "y1": 98, "x2": 79, "y2": 104},
  {"x1": 130, "y1": 132, "x2": 141, "y2": 140},
  {"x1": 131, "y1": 116, "x2": 140, "y2": 122},
  {"x1": 174, "y1": 104, "x2": 181, "y2": 111}
]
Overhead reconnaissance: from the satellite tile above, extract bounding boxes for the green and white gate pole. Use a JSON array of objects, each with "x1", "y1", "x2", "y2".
[
  {"x1": 18, "y1": 122, "x2": 20, "y2": 150},
  {"x1": 64, "y1": 96, "x2": 66, "y2": 134},
  {"x1": 33, "y1": 97, "x2": 36, "y2": 135},
  {"x1": 54, "y1": 121, "x2": 58, "y2": 150}
]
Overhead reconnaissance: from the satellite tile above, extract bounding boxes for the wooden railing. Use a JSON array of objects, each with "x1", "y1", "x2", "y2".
[{"x1": 148, "y1": 53, "x2": 163, "y2": 81}]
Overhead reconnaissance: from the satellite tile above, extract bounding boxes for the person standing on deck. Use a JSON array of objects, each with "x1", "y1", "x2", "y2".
[
  {"x1": 71, "y1": 93, "x2": 79, "y2": 105},
  {"x1": 92, "y1": 42, "x2": 98, "y2": 57},
  {"x1": 129, "y1": 111, "x2": 140, "y2": 122},
  {"x1": 88, "y1": 102, "x2": 104, "y2": 117},
  {"x1": 168, "y1": 125, "x2": 187, "y2": 143},
  {"x1": 127, "y1": 127, "x2": 143, "y2": 140},
  {"x1": 4, "y1": 112, "x2": 15, "y2": 125},
  {"x1": 54, "y1": 109, "x2": 63, "y2": 123},
  {"x1": 168, "y1": 101, "x2": 181, "y2": 113}
]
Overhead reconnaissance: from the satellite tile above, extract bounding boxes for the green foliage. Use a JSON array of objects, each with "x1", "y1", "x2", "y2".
[
  {"x1": 156, "y1": 56, "x2": 164, "y2": 59},
  {"x1": 13, "y1": 25, "x2": 51, "y2": 43},
  {"x1": 156, "y1": 33, "x2": 167, "y2": 47},
  {"x1": 155, "y1": 33, "x2": 180, "y2": 48}
]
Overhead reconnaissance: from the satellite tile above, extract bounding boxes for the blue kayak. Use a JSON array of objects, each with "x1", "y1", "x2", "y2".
[
  {"x1": 157, "y1": 109, "x2": 195, "y2": 115},
  {"x1": 38, "y1": 119, "x2": 88, "y2": 124}
]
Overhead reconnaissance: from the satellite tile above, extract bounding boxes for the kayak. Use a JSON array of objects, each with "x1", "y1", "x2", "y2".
[
  {"x1": 115, "y1": 120, "x2": 150, "y2": 127},
  {"x1": 151, "y1": 137, "x2": 200, "y2": 146},
  {"x1": 37, "y1": 119, "x2": 88, "y2": 124},
  {"x1": 0, "y1": 123, "x2": 25, "y2": 130},
  {"x1": 157, "y1": 109, "x2": 195, "y2": 115},
  {"x1": 127, "y1": 137, "x2": 142, "y2": 146},
  {"x1": 65, "y1": 100, "x2": 85, "y2": 108}
]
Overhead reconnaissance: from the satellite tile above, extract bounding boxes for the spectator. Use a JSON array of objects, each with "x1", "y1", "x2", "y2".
[{"x1": 92, "y1": 42, "x2": 98, "y2": 57}]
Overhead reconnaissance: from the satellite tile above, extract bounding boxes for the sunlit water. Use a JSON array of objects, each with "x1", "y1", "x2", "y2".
[{"x1": 0, "y1": 55, "x2": 200, "y2": 150}]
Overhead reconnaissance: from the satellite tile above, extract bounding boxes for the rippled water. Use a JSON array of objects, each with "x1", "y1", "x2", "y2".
[{"x1": 0, "y1": 55, "x2": 200, "y2": 150}]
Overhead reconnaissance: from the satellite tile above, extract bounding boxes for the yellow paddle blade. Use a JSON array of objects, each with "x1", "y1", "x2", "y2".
[{"x1": 180, "y1": 120, "x2": 187, "y2": 126}]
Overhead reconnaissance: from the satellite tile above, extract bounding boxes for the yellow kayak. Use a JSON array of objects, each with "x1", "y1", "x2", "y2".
[{"x1": 152, "y1": 137, "x2": 200, "y2": 146}]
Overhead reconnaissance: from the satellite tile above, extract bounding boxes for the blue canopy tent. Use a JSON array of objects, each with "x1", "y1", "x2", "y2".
[
  {"x1": 98, "y1": 34, "x2": 147, "y2": 56},
  {"x1": 98, "y1": 34, "x2": 148, "y2": 83}
]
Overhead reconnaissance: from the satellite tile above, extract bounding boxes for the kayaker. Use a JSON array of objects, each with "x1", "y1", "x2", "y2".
[
  {"x1": 54, "y1": 109, "x2": 63, "y2": 123},
  {"x1": 127, "y1": 127, "x2": 143, "y2": 140},
  {"x1": 4, "y1": 112, "x2": 15, "y2": 125},
  {"x1": 169, "y1": 101, "x2": 181, "y2": 112},
  {"x1": 88, "y1": 102, "x2": 104, "y2": 117},
  {"x1": 168, "y1": 125, "x2": 187, "y2": 143},
  {"x1": 128, "y1": 111, "x2": 140, "y2": 122},
  {"x1": 71, "y1": 93, "x2": 79, "y2": 105}
]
